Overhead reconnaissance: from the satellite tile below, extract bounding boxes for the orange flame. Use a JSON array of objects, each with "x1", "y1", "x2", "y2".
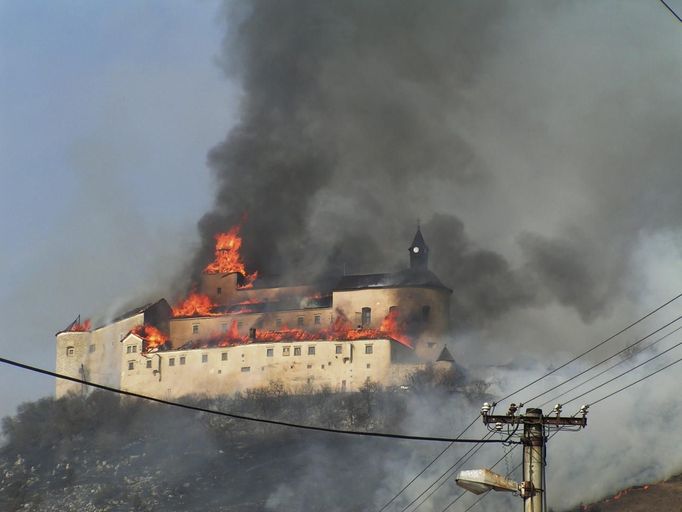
[
  {"x1": 203, "y1": 223, "x2": 258, "y2": 287},
  {"x1": 172, "y1": 292, "x2": 218, "y2": 317},
  {"x1": 69, "y1": 319, "x2": 91, "y2": 332},
  {"x1": 183, "y1": 309, "x2": 413, "y2": 349},
  {"x1": 131, "y1": 324, "x2": 169, "y2": 352}
]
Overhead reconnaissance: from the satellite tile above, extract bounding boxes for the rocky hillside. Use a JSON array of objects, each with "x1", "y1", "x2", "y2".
[{"x1": 1, "y1": 374, "x2": 679, "y2": 512}]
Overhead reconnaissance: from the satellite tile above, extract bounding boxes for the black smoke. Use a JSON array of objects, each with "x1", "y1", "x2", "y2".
[{"x1": 191, "y1": 0, "x2": 682, "y2": 332}]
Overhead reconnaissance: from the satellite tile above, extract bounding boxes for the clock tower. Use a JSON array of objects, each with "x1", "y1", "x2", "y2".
[{"x1": 409, "y1": 226, "x2": 429, "y2": 271}]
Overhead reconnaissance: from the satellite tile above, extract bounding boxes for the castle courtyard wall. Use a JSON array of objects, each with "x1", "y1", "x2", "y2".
[{"x1": 119, "y1": 338, "x2": 414, "y2": 399}]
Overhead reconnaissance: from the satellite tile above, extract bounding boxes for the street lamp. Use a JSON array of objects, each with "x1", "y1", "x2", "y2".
[{"x1": 455, "y1": 468, "x2": 521, "y2": 495}]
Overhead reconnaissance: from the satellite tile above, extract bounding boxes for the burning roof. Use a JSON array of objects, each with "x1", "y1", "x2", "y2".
[{"x1": 334, "y1": 268, "x2": 451, "y2": 292}]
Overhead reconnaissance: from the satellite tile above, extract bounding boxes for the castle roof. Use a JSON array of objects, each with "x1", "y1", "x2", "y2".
[
  {"x1": 410, "y1": 227, "x2": 428, "y2": 250},
  {"x1": 334, "y1": 268, "x2": 451, "y2": 292},
  {"x1": 436, "y1": 345, "x2": 455, "y2": 363}
]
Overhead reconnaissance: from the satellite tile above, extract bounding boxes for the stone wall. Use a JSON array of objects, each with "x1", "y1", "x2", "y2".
[{"x1": 119, "y1": 338, "x2": 416, "y2": 399}]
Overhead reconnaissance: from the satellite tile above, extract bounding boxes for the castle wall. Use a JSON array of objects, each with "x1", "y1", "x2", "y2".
[
  {"x1": 332, "y1": 287, "x2": 450, "y2": 358},
  {"x1": 55, "y1": 313, "x2": 145, "y2": 397},
  {"x1": 169, "y1": 307, "x2": 334, "y2": 347},
  {"x1": 200, "y1": 271, "x2": 318, "y2": 307},
  {"x1": 120, "y1": 338, "x2": 414, "y2": 399}
]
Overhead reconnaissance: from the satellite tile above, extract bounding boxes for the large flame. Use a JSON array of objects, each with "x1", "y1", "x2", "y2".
[
  {"x1": 131, "y1": 324, "x2": 169, "y2": 352},
  {"x1": 172, "y1": 292, "x2": 219, "y2": 317},
  {"x1": 179, "y1": 309, "x2": 412, "y2": 350},
  {"x1": 203, "y1": 223, "x2": 258, "y2": 286}
]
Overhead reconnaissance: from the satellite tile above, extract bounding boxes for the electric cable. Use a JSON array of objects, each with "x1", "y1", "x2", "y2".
[
  {"x1": 0, "y1": 356, "x2": 517, "y2": 445},
  {"x1": 381, "y1": 293, "x2": 681, "y2": 511},
  {"x1": 563, "y1": 350, "x2": 682, "y2": 407},
  {"x1": 522, "y1": 313, "x2": 682, "y2": 406},
  {"x1": 659, "y1": 0, "x2": 682, "y2": 22},
  {"x1": 404, "y1": 431, "x2": 495, "y2": 512},
  {"x1": 377, "y1": 416, "x2": 480, "y2": 511},
  {"x1": 495, "y1": 292, "x2": 682, "y2": 406},
  {"x1": 538, "y1": 324, "x2": 682, "y2": 409}
]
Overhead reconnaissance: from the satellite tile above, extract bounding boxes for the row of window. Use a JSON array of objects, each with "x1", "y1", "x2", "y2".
[
  {"x1": 126, "y1": 344, "x2": 374, "y2": 371},
  {"x1": 129, "y1": 359, "x2": 374, "y2": 372},
  {"x1": 192, "y1": 314, "x2": 325, "y2": 335}
]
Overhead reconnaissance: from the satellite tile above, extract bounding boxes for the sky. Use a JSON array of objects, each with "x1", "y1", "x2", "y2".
[
  {"x1": 1, "y1": 2, "x2": 682, "y2": 508},
  {"x1": 0, "y1": 0, "x2": 681, "y2": 427},
  {"x1": 0, "y1": 0, "x2": 238, "y2": 416}
]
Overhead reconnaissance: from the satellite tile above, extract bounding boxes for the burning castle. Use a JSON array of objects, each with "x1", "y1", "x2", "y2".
[{"x1": 55, "y1": 226, "x2": 453, "y2": 398}]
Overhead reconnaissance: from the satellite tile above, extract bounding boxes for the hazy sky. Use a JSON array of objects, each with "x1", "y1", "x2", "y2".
[
  {"x1": 0, "y1": 0, "x2": 238, "y2": 416},
  {"x1": 1, "y1": 0, "x2": 681, "y2": 422}
]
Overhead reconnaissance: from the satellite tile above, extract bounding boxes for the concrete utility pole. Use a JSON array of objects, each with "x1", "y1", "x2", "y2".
[{"x1": 480, "y1": 405, "x2": 587, "y2": 512}]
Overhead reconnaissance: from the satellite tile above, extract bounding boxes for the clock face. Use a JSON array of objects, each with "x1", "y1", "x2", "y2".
[{"x1": 412, "y1": 246, "x2": 420, "y2": 254}]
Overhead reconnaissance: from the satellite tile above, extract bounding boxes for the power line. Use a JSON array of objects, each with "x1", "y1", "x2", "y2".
[
  {"x1": 0, "y1": 356, "x2": 517, "y2": 445},
  {"x1": 400, "y1": 431, "x2": 495, "y2": 512},
  {"x1": 496, "y1": 292, "x2": 682, "y2": 405},
  {"x1": 563, "y1": 347, "x2": 682, "y2": 407},
  {"x1": 380, "y1": 293, "x2": 681, "y2": 511},
  {"x1": 442, "y1": 444, "x2": 520, "y2": 512},
  {"x1": 523, "y1": 314, "x2": 682, "y2": 405},
  {"x1": 659, "y1": 0, "x2": 682, "y2": 22},
  {"x1": 378, "y1": 416, "x2": 480, "y2": 511},
  {"x1": 539, "y1": 324, "x2": 682, "y2": 409}
]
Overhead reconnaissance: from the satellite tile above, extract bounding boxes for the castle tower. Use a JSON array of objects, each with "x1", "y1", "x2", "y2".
[{"x1": 408, "y1": 226, "x2": 429, "y2": 271}]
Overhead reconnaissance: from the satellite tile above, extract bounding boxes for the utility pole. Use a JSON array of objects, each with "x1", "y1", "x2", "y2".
[{"x1": 479, "y1": 404, "x2": 588, "y2": 512}]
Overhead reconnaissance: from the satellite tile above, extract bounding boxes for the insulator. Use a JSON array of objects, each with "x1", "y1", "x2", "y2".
[
  {"x1": 552, "y1": 403, "x2": 562, "y2": 415},
  {"x1": 495, "y1": 421, "x2": 503, "y2": 431},
  {"x1": 481, "y1": 402, "x2": 491, "y2": 415},
  {"x1": 579, "y1": 404, "x2": 589, "y2": 416}
]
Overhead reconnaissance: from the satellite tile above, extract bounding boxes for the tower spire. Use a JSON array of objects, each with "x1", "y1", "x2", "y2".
[{"x1": 408, "y1": 225, "x2": 429, "y2": 271}]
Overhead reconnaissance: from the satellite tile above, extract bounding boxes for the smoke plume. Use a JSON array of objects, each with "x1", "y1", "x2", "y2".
[{"x1": 193, "y1": 0, "x2": 682, "y2": 344}]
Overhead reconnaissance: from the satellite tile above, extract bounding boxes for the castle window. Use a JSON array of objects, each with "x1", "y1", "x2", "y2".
[
  {"x1": 221, "y1": 323, "x2": 228, "y2": 333},
  {"x1": 341, "y1": 380, "x2": 347, "y2": 391},
  {"x1": 241, "y1": 367, "x2": 250, "y2": 373},
  {"x1": 146, "y1": 359, "x2": 152, "y2": 368},
  {"x1": 202, "y1": 354, "x2": 208, "y2": 363},
  {"x1": 365, "y1": 344, "x2": 373, "y2": 355},
  {"x1": 217, "y1": 287, "x2": 222, "y2": 296},
  {"x1": 128, "y1": 361, "x2": 135, "y2": 371},
  {"x1": 221, "y1": 352, "x2": 228, "y2": 361},
  {"x1": 192, "y1": 324, "x2": 199, "y2": 334},
  {"x1": 66, "y1": 346, "x2": 75, "y2": 356},
  {"x1": 266, "y1": 348, "x2": 274, "y2": 357},
  {"x1": 308, "y1": 345, "x2": 316, "y2": 355},
  {"x1": 275, "y1": 318, "x2": 282, "y2": 328},
  {"x1": 169, "y1": 358, "x2": 175, "y2": 367},
  {"x1": 366, "y1": 363, "x2": 371, "y2": 369},
  {"x1": 314, "y1": 315, "x2": 321, "y2": 325},
  {"x1": 422, "y1": 305, "x2": 431, "y2": 322},
  {"x1": 238, "y1": 321, "x2": 243, "y2": 329},
  {"x1": 283, "y1": 346, "x2": 290, "y2": 356},
  {"x1": 361, "y1": 307, "x2": 371, "y2": 328},
  {"x1": 132, "y1": 345, "x2": 137, "y2": 353},
  {"x1": 297, "y1": 316, "x2": 304, "y2": 327},
  {"x1": 294, "y1": 347, "x2": 301, "y2": 356},
  {"x1": 307, "y1": 364, "x2": 312, "y2": 369},
  {"x1": 180, "y1": 356, "x2": 186, "y2": 365},
  {"x1": 335, "y1": 345, "x2": 342, "y2": 354},
  {"x1": 126, "y1": 346, "x2": 132, "y2": 354},
  {"x1": 89, "y1": 344, "x2": 96, "y2": 353}
]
